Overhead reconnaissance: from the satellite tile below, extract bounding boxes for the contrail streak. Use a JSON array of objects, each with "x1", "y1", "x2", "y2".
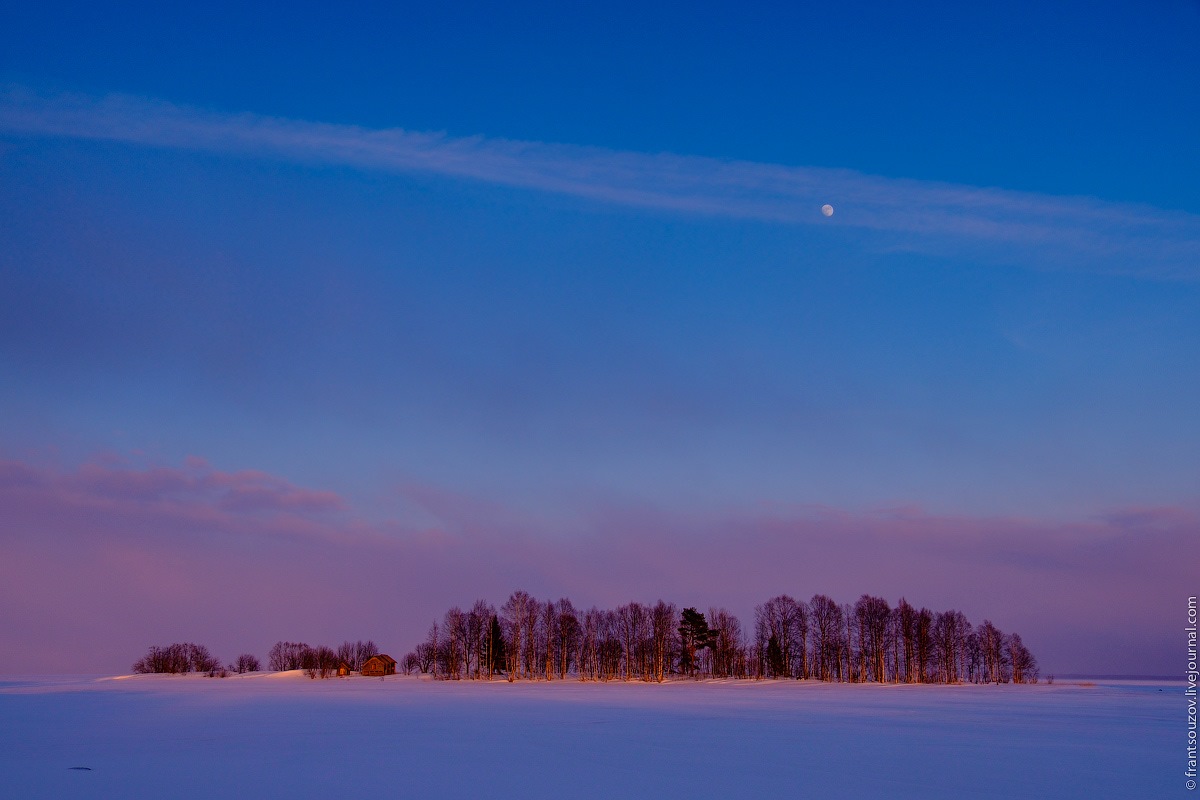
[{"x1": 1, "y1": 86, "x2": 1196, "y2": 280}]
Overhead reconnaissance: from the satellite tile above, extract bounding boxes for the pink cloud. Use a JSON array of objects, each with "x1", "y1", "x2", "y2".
[
  {"x1": 183, "y1": 455, "x2": 211, "y2": 470},
  {"x1": 1, "y1": 456, "x2": 349, "y2": 543},
  {"x1": 0, "y1": 453, "x2": 1192, "y2": 676}
]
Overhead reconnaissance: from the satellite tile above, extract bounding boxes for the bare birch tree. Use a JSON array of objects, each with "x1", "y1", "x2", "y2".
[
  {"x1": 650, "y1": 601, "x2": 678, "y2": 682},
  {"x1": 555, "y1": 598, "x2": 580, "y2": 679},
  {"x1": 854, "y1": 595, "x2": 891, "y2": 682},
  {"x1": 708, "y1": 607, "x2": 744, "y2": 678},
  {"x1": 1007, "y1": 633, "x2": 1038, "y2": 684},
  {"x1": 501, "y1": 590, "x2": 533, "y2": 681},
  {"x1": 808, "y1": 595, "x2": 842, "y2": 681}
]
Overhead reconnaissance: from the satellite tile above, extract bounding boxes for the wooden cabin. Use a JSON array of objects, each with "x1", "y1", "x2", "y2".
[
  {"x1": 361, "y1": 654, "x2": 396, "y2": 677},
  {"x1": 336, "y1": 661, "x2": 351, "y2": 677}
]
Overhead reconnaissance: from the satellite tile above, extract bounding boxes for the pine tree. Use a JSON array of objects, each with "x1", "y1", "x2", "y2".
[
  {"x1": 678, "y1": 607, "x2": 714, "y2": 678},
  {"x1": 487, "y1": 615, "x2": 507, "y2": 678},
  {"x1": 767, "y1": 634, "x2": 785, "y2": 678}
]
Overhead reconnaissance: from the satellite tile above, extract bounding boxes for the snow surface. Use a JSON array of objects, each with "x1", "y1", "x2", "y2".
[{"x1": 0, "y1": 673, "x2": 1180, "y2": 799}]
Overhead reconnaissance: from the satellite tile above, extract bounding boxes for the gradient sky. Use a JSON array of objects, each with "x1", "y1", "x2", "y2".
[{"x1": 1, "y1": 1, "x2": 1197, "y2": 676}]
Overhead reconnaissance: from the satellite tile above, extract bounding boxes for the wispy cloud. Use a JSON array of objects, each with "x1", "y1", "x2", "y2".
[{"x1": 2, "y1": 86, "x2": 1197, "y2": 280}]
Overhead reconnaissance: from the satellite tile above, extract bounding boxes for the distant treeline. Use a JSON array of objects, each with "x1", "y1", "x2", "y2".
[
  {"x1": 132, "y1": 640, "x2": 378, "y2": 679},
  {"x1": 403, "y1": 591, "x2": 1039, "y2": 684},
  {"x1": 130, "y1": 592, "x2": 1038, "y2": 685},
  {"x1": 132, "y1": 642, "x2": 226, "y2": 676},
  {"x1": 267, "y1": 640, "x2": 379, "y2": 676}
]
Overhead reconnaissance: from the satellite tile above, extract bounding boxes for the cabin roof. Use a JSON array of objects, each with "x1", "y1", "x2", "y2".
[{"x1": 364, "y1": 653, "x2": 396, "y2": 666}]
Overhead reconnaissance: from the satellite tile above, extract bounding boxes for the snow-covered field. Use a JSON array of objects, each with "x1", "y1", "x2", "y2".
[{"x1": 0, "y1": 673, "x2": 1179, "y2": 798}]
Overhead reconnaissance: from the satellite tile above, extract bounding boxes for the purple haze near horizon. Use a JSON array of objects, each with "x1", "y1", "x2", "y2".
[
  {"x1": 1, "y1": 1, "x2": 1197, "y2": 676},
  {"x1": 0, "y1": 453, "x2": 1191, "y2": 675}
]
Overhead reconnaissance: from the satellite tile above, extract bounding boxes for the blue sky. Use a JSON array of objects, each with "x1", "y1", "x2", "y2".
[
  {"x1": 4, "y1": 1, "x2": 1197, "y2": 208},
  {"x1": 0, "y1": 1, "x2": 1197, "y2": 673}
]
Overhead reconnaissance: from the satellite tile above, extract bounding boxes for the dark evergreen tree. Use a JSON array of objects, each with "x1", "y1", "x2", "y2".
[
  {"x1": 766, "y1": 634, "x2": 785, "y2": 678},
  {"x1": 678, "y1": 607, "x2": 714, "y2": 677},
  {"x1": 488, "y1": 614, "x2": 507, "y2": 676}
]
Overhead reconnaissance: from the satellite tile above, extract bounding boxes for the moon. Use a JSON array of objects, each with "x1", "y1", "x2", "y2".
[{"x1": 821, "y1": 204, "x2": 834, "y2": 217}]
